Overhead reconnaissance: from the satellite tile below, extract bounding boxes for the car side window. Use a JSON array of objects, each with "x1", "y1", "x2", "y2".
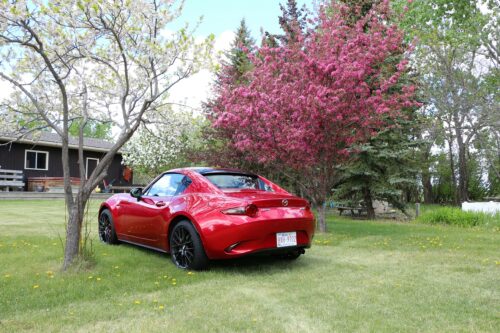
[{"x1": 144, "y1": 173, "x2": 189, "y2": 197}]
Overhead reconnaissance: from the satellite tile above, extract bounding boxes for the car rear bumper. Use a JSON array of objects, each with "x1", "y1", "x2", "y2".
[{"x1": 199, "y1": 215, "x2": 315, "y2": 259}]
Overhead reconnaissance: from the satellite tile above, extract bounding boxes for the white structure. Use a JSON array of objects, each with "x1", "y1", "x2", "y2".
[{"x1": 462, "y1": 201, "x2": 500, "y2": 214}]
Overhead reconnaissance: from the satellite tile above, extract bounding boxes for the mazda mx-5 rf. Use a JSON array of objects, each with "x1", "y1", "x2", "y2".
[{"x1": 98, "y1": 167, "x2": 315, "y2": 270}]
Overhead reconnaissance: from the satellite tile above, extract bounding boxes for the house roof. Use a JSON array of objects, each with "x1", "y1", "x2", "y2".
[{"x1": 0, "y1": 131, "x2": 118, "y2": 153}]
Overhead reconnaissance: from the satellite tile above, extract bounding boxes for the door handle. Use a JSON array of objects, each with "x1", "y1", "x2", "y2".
[{"x1": 155, "y1": 201, "x2": 166, "y2": 207}]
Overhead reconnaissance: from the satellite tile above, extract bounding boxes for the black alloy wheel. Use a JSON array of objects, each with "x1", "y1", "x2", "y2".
[
  {"x1": 170, "y1": 220, "x2": 208, "y2": 270},
  {"x1": 98, "y1": 209, "x2": 118, "y2": 244}
]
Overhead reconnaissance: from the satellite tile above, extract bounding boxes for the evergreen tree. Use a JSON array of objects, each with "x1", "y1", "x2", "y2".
[
  {"x1": 217, "y1": 18, "x2": 255, "y2": 87},
  {"x1": 264, "y1": 0, "x2": 307, "y2": 46},
  {"x1": 198, "y1": 19, "x2": 256, "y2": 166},
  {"x1": 335, "y1": 115, "x2": 422, "y2": 219}
]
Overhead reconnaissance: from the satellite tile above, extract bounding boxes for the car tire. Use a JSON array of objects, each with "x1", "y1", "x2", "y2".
[
  {"x1": 170, "y1": 220, "x2": 208, "y2": 270},
  {"x1": 98, "y1": 209, "x2": 119, "y2": 245}
]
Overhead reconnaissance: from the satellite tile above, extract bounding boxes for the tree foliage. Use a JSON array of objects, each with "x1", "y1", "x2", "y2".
[
  {"x1": 393, "y1": 0, "x2": 500, "y2": 203},
  {"x1": 212, "y1": 0, "x2": 418, "y2": 230},
  {"x1": 264, "y1": 0, "x2": 308, "y2": 46},
  {"x1": 0, "y1": 0, "x2": 213, "y2": 269},
  {"x1": 335, "y1": 114, "x2": 422, "y2": 218},
  {"x1": 68, "y1": 119, "x2": 112, "y2": 140},
  {"x1": 123, "y1": 112, "x2": 206, "y2": 177}
]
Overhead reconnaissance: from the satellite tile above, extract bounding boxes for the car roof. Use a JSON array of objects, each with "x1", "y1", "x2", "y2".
[{"x1": 167, "y1": 167, "x2": 258, "y2": 177}]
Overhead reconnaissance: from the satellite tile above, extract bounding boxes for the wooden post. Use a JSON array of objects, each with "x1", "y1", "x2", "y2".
[{"x1": 415, "y1": 203, "x2": 420, "y2": 218}]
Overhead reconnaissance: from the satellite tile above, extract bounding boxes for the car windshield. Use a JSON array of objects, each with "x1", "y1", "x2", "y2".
[{"x1": 204, "y1": 173, "x2": 267, "y2": 190}]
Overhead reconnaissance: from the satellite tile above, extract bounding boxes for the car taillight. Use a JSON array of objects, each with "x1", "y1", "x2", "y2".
[
  {"x1": 245, "y1": 204, "x2": 258, "y2": 217},
  {"x1": 221, "y1": 204, "x2": 258, "y2": 217}
]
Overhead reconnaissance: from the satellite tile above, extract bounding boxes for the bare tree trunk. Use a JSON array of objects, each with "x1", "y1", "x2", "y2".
[
  {"x1": 63, "y1": 194, "x2": 87, "y2": 269},
  {"x1": 363, "y1": 187, "x2": 376, "y2": 219},
  {"x1": 421, "y1": 149, "x2": 434, "y2": 204},
  {"x1": 422, "y1": 170, "x2": 434, "y2": 204},
  {"x1": 316, "y1": 203, "x2": 327, "y2": 233},
  {"x1": 453, "y1": 114, "x2": 469, "y2": 203},
  {"x1": 457, "y1": 142, "x2": 469, "y2": 202},
  {"x1": 446, "y1": 135, "x2": 459, "y2": 205}
]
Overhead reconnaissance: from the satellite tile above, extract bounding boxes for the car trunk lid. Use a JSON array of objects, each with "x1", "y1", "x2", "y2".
[{"x1": 222, "y1": 189, "x2": 309, "y2": 208}]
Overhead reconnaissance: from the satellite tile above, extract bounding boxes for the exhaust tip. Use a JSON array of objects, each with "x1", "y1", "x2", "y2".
[{"x1": 225, "y1": 242, "x2": 240, "y2": 253}]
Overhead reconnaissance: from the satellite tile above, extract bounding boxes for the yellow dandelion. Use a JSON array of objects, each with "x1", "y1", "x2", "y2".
[
  {"x1": 114, "y1": 266, "x2": 119, "y2": 269},
  {"x1": 88, "y1": 276, "x2": 93, "y2": 279},
  {"x1": 134, "y1": 300, "x2": 141, "y2": 304},
  {"x1": 4, "y1": 274, "x2": 11, "y2": 278},
  {"x1": 33, "y1": 284, "x2": 39, "y2": 289},
  {"x1": 187, "y1": 271, "x2": 194, "y2": 275},
  {"x1": 158, "y1": 305, "x2": 165, "y2": 310},
  {"x1": 153, "y1": 299, "x2": 158, "y2": 303},
  {"x1": 163, "y1": 275, "x2": 168, "y2": 279},
  {"x1": 172, "y1": 282, "x2": 177, "y2": 286},
  {"x1": 96, "y1": 277, "x2": 101, "y2": 281}
]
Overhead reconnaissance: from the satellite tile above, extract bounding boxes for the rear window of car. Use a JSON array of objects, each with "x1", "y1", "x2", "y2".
[{"x1": 204, "y1": 173, "x2": 272, "y2": 191}]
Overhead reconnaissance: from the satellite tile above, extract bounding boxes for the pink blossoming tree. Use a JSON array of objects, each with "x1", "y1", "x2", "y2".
[{"x1": 213, "y1": 0, "x2": 418, "y2": 231}]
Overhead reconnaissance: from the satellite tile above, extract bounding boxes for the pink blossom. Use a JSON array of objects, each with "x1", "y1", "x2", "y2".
[{"x1": 210, "y1": 0, "x2": 418, "y2": 170}]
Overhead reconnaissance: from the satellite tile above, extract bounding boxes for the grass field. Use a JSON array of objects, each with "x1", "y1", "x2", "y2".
[{"x1": 0, "y1": 200, "x2": 499, "y2": 332}]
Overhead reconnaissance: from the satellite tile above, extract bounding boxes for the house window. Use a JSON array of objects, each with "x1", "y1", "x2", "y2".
[{"x1": 25, "y1": 150, "x2": 49, "y2": 170}]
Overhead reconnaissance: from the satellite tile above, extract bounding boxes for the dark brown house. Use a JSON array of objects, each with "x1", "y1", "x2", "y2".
[{"x1": 0, "y1": 132, "x2": 132, "y2": 192}]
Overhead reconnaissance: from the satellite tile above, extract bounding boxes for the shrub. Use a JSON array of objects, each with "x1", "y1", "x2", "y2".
[{"x1": 416, "y1": 207, "x2": 500, "y2": 228}]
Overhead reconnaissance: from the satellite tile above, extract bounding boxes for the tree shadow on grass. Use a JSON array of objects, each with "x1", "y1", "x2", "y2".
[
  {"x1": 207, "y1": 252, "x2": 325, "y2": 275},
  {"x1": 117, "y1": 241, "x2": 324, "y2": 275}
]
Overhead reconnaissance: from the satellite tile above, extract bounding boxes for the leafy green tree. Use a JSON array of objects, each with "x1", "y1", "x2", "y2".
[
  {"x1": 467, "y1": 151, "x2": 489, "y2": 201},
  {"x1": 68, "y1": 120, "x2": 111, "y2": 140},
  {"x1": 393, "y1": 0, "x2": 499, "y2": 204}
]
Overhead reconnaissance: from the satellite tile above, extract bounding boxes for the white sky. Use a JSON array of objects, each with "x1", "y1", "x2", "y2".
[
  {"x1": 0, "y1": 30, "x2": 233, "y2": 116},
  {"x1": 167, "y1": 30, "x2": 235, "y2": 113}
]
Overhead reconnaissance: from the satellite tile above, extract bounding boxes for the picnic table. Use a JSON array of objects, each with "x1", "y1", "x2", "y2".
[{"x1": 336, "y1": 206, "x2": 367, "y2": 216}]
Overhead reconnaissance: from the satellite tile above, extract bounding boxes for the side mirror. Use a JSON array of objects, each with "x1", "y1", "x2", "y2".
[{"x1": 130, "y1": 187, "x2": 143, "y2": 201}]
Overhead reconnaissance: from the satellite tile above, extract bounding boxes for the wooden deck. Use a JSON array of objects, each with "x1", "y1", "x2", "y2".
[{"x1": 0, "y1": 192, "x2": 113, "y2": 200}]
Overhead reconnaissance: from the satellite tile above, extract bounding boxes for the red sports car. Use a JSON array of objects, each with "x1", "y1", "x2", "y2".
[{"x1": 98, "y1": 167, "x2": 315, "y2": 270}]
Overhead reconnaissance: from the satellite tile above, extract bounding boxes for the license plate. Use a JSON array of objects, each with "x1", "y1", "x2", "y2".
[{"x1": 276, "y1": 232, "x2": 297, "y2": 248}]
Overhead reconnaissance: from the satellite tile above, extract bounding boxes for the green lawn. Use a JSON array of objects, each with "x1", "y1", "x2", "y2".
[{"x1": 0, "y1": 200, "x2": 499, "y2": 332}]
